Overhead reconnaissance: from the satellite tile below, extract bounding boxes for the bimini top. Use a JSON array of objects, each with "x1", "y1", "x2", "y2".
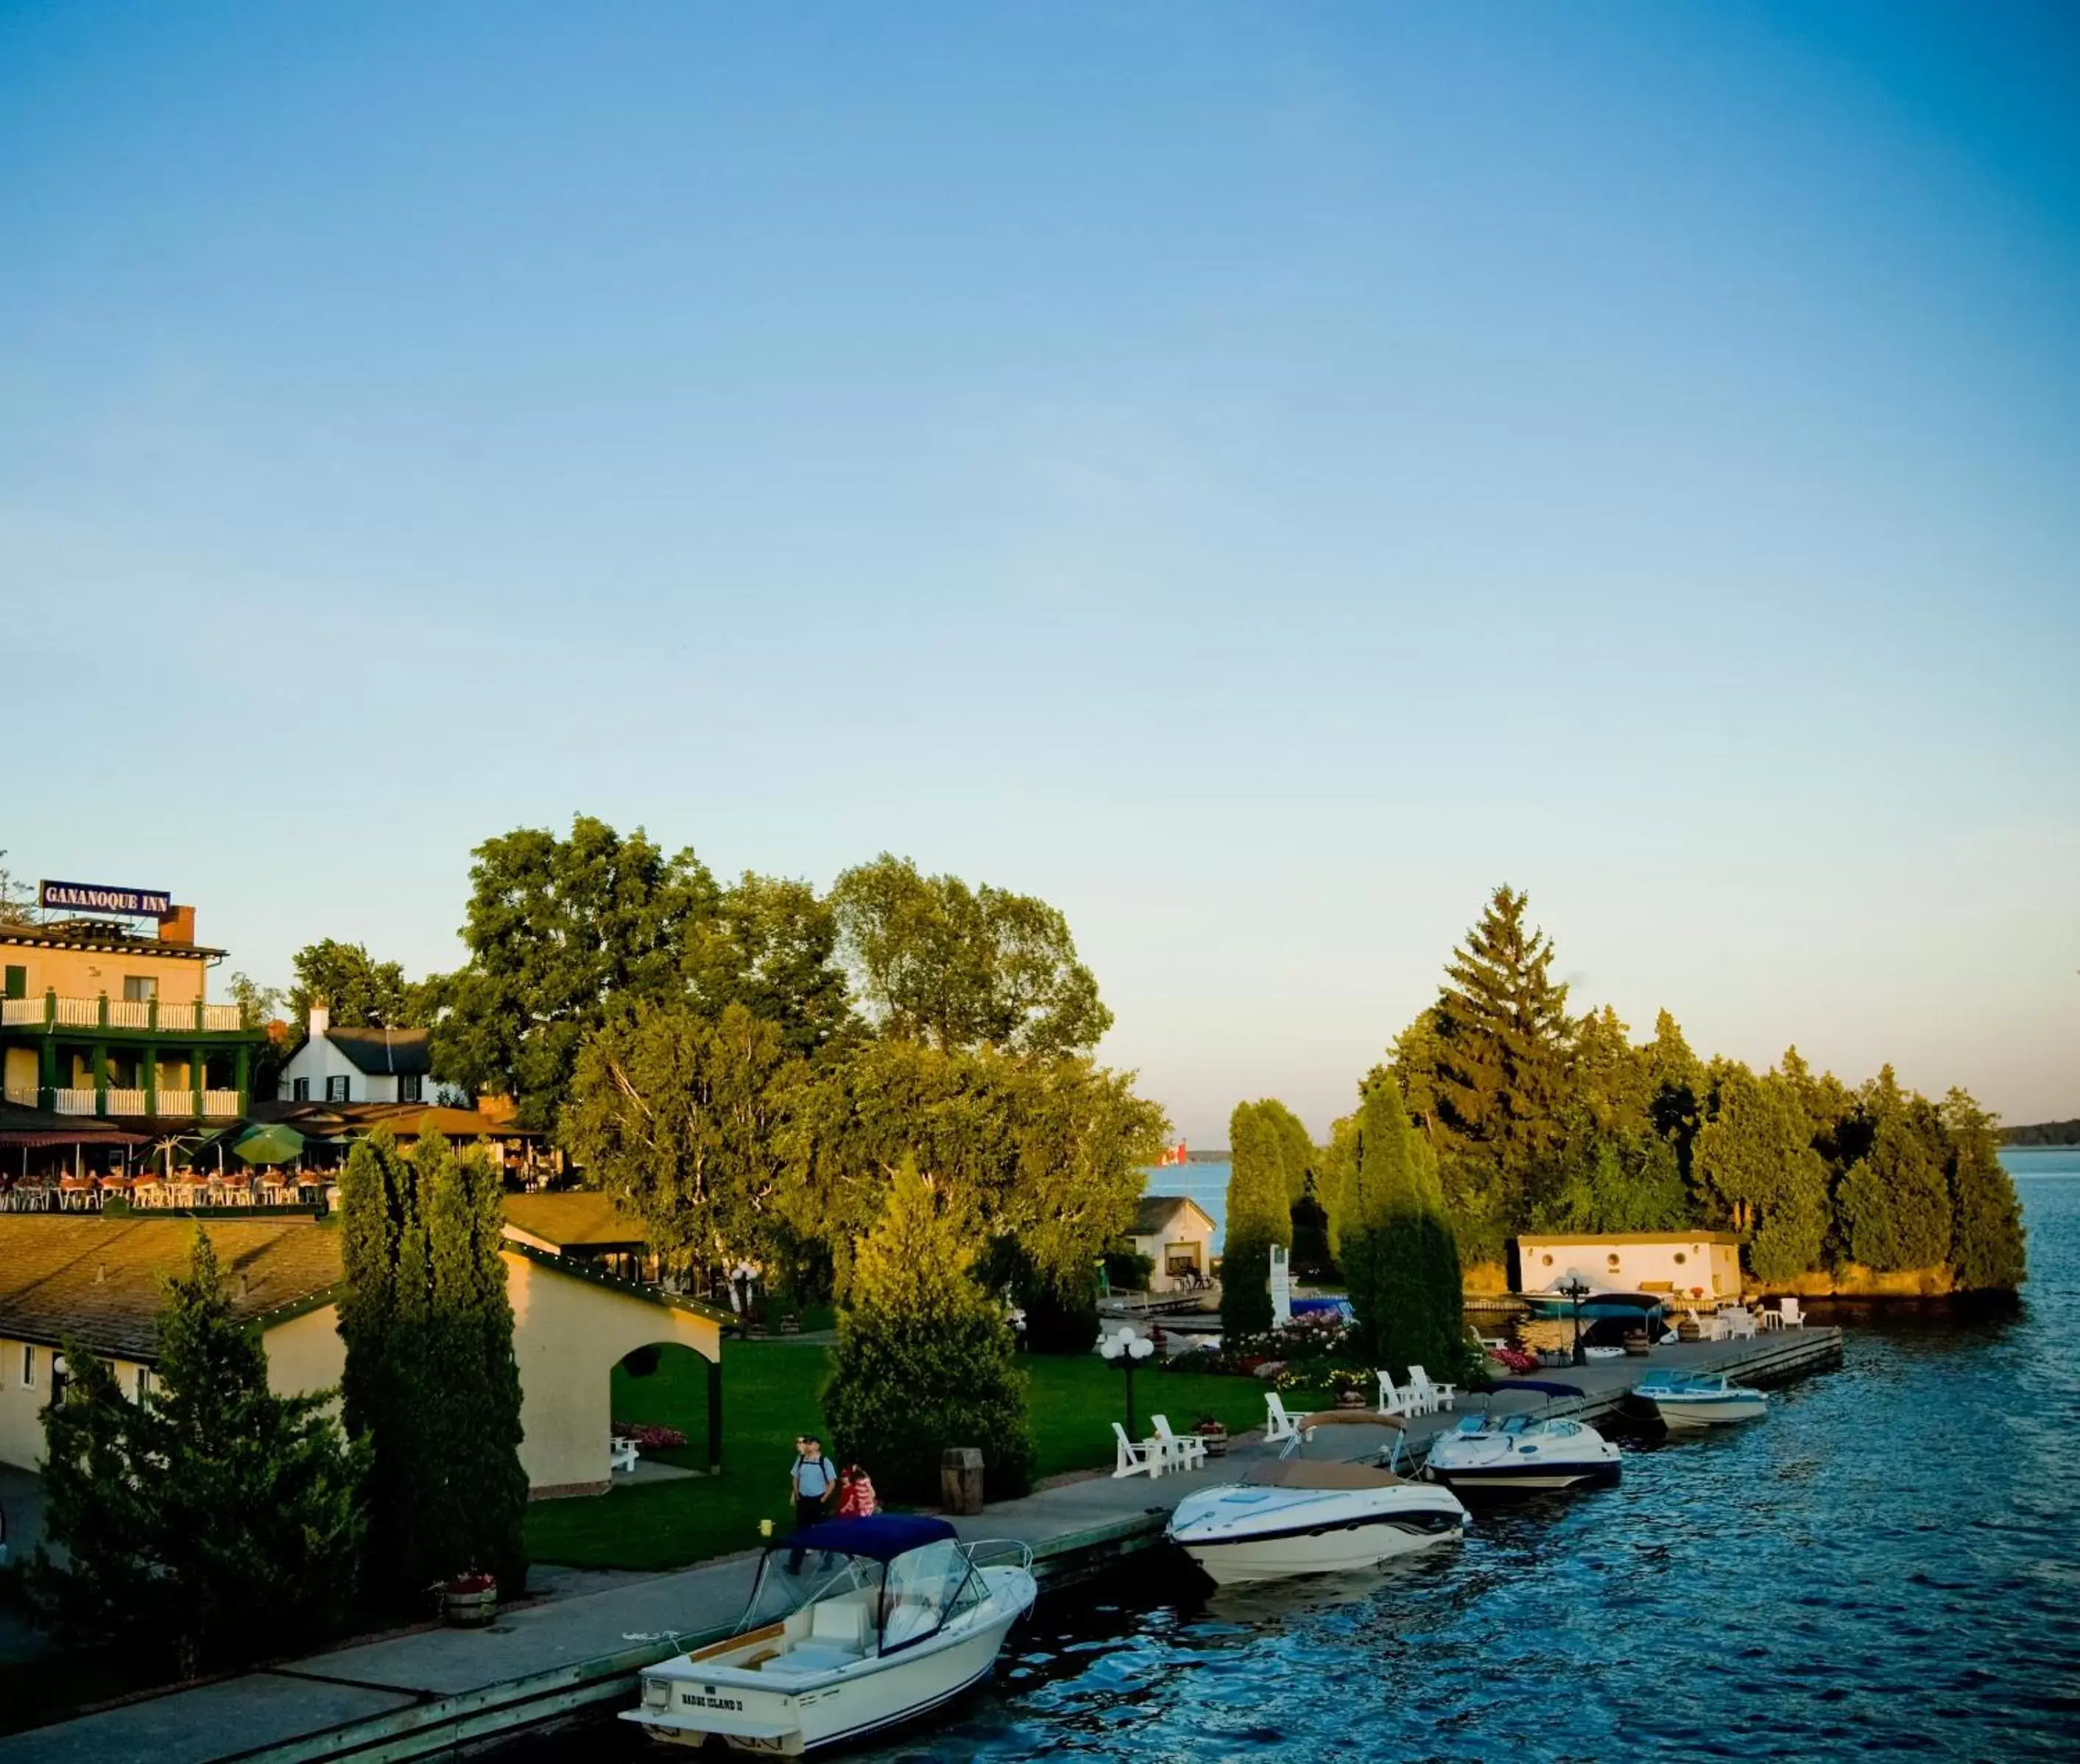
[
  {"x1": 780, "y1": 1513, "x2": 956, "y2": 1563},
  {"x1": 1487, "y1": 1379, "x2": 1586, "y2": 1399}
]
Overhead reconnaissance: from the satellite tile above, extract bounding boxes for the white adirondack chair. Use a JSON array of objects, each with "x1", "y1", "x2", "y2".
[
  {"x1": 1408, "y1": 1366, "x2": 1457, "y2": 1412},
  {"x1": 1775, "y1": 1296, "x2": 1805, "y2": 1329},
  {"x1": 1376, "y1": 1371, "x2": 1420, "y2": 1417},
  {"x1": 608, "y1": 1436, "x2": 640, "y2": 1475},
  {"x1": 1150, "y1": 1414, "x2": 1206, "y2": 1473},
  {"x1": 1111, "y1": 1421, "x2": 1157, "y2": 1479},
  {"x1": 1265, "y1": 1391, "x2": 1302, "y2": 1442}
]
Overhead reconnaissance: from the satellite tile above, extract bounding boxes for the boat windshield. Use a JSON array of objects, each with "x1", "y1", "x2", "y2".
[
  {"x1": 878, "y1": 1539, "x2": 983, "y2": 1655},
  {"x1": 736, "y1": 1552, "x2": 883, "y2": 1637}
]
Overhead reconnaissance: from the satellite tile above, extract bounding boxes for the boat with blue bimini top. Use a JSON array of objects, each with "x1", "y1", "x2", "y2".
[
  {"x1": 1635, "y1": 1369, "x2": 1769, "y2": 1430},
  {"x1": 623, "y1": 1514, "x2": 1036, "y2": 1754},
  {"x1": 1166, "y1": 1410, "x2": 1467, "y2": 1585},
  {"x1": 1422, "y1": 1385, "x2": 1622, "y2": 1495}
]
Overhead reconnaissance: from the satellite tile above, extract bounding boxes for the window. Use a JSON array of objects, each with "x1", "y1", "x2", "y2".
[
  {"x1": 1673, "y1": 1252, "x2": 1688, "y2": 1266},
  {"x1": 122, "y1": 975, "x2": 158, "y2": 1003},
  {"x1": 133, "y1": 1366, "x2": 151, "y2": 1402},
  {"x1": 3, "y1": 964, "x2": 24, "y2": 1001},
  {"x1": 20, "y1": 1343, "x2": 33, "y2": 1389},
  {"x1": 1540, "y1": 1253, "x2": 1554, "y2": 1267},
  {"x1": 398, "y1": 1073, "x2": 423, "y2": 1103},
  {"x1": 292, "y1": 1077, "x2": 311, "y2": 1102},
  {"x1": 1606, "y1": 1253, "x2": 1622, "y2": 1269},
  {"x1": 326, "y1": 1075, "x2": 350, "y2": 1103}
]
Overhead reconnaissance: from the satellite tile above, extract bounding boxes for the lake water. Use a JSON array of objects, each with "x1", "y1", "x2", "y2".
[
  {"x1": 519, "y1": 1151, "x2": 2080, "y2": 1761},
  {"x1": 1144, "y1": 1162, "x2": 1230, "y2": 1252}
]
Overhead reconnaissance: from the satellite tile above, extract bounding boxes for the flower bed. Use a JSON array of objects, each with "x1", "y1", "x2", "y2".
[{"x1": 610, "y1": 1422, "x2": 688, "y2": 1452}]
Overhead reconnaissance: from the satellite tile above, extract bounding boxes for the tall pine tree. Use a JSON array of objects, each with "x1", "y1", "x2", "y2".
[
  {"x1": 1219, "y1": 1102, "x2": 1291, "y2": 1340},
  {"x1": 1419, "y1": 886, "x2": 1573, "y2": 1257},
  {"x1": 1940, "y1": 1089, "x2": 2026, "y2": 1293},
  {"x1": 29, "y1": 1231, "x2": 365, "y2": 1674}
]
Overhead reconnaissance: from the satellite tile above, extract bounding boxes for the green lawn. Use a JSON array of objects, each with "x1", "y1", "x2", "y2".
[{"x1": 523, "y1": 1340, "x2": 1321, "y2": 1573}]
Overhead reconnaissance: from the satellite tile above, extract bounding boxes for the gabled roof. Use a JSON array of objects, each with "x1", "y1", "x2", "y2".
[
  {"x1": 502, "y1": 1190, "x2": 647, "y2": 1253},
  {"x1": 250, "y1": 1100, "x2": 541, "y2": 1141},
  {"x1": 1133, "y1": 1194, "x2": 1213, "y2": 1236},
  {"x1": 322, "y1": 1026, "x2": 432, "y2": 1076},
  {"x1": 0, "y1": 1216, "x2": 344, "y2": 1362}
]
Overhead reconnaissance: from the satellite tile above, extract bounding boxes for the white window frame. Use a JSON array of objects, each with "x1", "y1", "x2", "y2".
[
  {"x1": 292, "y1": 1076, "x2": 311, "y2": 1102},
  {"x1": 398, "y1": 1073, "x2": 423, "y2": 1104},
  {"x1": 20, "y1": 1342, "x2": 34, "y2": 1389},
  {"x1": 325, "y1": 1075, "x2": 350, "y2": 1103},
  {"x1": 133, "y1": 1365, "x2": 151, "y2": 1402}
]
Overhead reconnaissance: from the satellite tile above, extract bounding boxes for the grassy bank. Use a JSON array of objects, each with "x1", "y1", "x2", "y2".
[{"x1": 523, "y1": 1338, "x2": 1314, "y2": 1573}]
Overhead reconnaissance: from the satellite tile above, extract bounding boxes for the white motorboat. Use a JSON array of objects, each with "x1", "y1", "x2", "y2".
[
  {"x1": 1166, "y1": 1411, "x2": 1467, "y2": 1585},
  {"x1": 1635, "y1": 1369, "x2": 1769, "y2": 1429},
  {"x1": 623, "y1": 1514, "x2": 1036, "y2": 1754},
  {"x1": 1423, "y1": 1406, "x2": 1622, "y2": 1496}
]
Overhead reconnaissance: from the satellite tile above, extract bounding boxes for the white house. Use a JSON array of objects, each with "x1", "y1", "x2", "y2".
[
  {"x1": 276, "y1": 1001, "x2": 445, "y2": 1106},
  {"x1": 1515, "y1": 1231, "x2": 1744, "y2": 1304},
  {"x1": 1129, "y1": 1195, "x2": 1219, "y2": 1293}
]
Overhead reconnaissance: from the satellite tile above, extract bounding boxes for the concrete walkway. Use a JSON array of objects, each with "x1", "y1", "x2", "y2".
[{"x1": 0, "y1": 1327, "x2": 1841, "y2": 1764}]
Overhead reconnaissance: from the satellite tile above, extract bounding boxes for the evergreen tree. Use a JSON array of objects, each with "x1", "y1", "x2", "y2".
[
  {"x1": 1219, "y1": 1103, "x2": 1291, "y2": 1339},
  {"x1": 1417, "y1": 886, "x2": 1573, "y2": 1256},
  {"x1": 1693, "y1": 1065, "x2": 1829, "y2": 1283},
  {"x1": 29, "y1": 1232, "x2": 365, "y2": 1674},
  {"x1": 1940, "y1": 1089, "x2": 2027, "y2": 1292},
  {"x1": 340, "y1": 1128, "x2": 527, "y2": 1604},
  {"x1": 1342, "y1": 1080, "x2": 1465, "y2": 1376},
  {"x1": 1643, "y1": 1009, "x2": 1702, "y2": 1187},
  {"x1": 421, "y1": 1133, "x2": 530, "y2": 1592},
  {"x1": 1252, "y1": 1098, "x2": 1316, "y2": 1207},
  {"x1": 1836, "y1": 1075, "x2": 1953, "y2": 1271},
  {"x1": 1318, "y1": 1110, "x2": 1359, "y2": 1263},
  {"x1": 825, "y1": 1160, "x2": 1033, "y2": 1503}
]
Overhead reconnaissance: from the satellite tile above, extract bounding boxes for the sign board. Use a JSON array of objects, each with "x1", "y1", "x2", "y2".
[
  {"x1": 38, "y1": 880, "x2": 173, "y2": 918},
  {"x1": 1269, "y1": 1242, "x2": 1292, "y2": 1327}
]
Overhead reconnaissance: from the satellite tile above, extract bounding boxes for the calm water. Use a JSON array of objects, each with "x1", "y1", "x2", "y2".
[{"x1": 528, "y1": 1151, "x2": 2080, "y2": 1762}]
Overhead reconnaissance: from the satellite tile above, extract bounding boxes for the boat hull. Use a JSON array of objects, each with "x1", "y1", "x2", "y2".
[
  {"x1": 624, "y1": 1568, "x2": 1035, "y2": 1754},
  {"x1": 1428, "y1": 1460, "x2": 1621, "y2": 1495},
  {"x1": 1169, "y1": 1500, "x2": 1464, "y2": 1585},
  {"x1": 1649, "y1": 1394, "x2": 1768, "y2": 1429}
]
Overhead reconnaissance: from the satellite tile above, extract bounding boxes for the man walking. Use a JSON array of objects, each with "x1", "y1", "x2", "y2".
[{"x1": 786, "y1": 1435, "x2": 837, "y2": 1572}]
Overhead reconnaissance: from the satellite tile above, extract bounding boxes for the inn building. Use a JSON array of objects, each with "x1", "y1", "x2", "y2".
[{"x1": 1, "y1": 899, "x2": 267, "y2": 1122}]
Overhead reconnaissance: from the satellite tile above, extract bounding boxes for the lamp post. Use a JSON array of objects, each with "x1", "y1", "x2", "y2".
[
  {"x1": 1559, "y1": 1276, "x2": 1591, "y2": 1367},
  {"x1": 1099, "y1": 1327, "x2": 1155, "y2": 1438}
]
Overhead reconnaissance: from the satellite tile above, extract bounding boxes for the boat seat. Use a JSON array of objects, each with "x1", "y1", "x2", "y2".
[
  {"x1": 759, "y1": 1643, "x2": 862, "y2": 1680},
  {"x1": 809, "y1": 1600, "x2": 870, "y2": 1648}
]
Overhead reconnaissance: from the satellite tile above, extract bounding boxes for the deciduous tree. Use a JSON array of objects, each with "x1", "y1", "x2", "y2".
[
  {"x1": 829, "y1": 854, "x2": 1111, "y2": 1056},
  {"x1": 1693, "y1": 1064, "x2": 1829, "y2": 1283}
]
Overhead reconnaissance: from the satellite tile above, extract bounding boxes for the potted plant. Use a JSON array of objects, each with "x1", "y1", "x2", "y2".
[
  {"x1": 1193, "y1": 1412, "x2": 1228, "y2": 1458},
  {"x1": 442, "y1": 1570, "x2": 498, "y2": 1627}
]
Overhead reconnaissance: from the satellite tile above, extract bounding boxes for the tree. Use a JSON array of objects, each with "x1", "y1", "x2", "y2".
[
  {"x1": 434, "y1": 817, "x2": 725, "y2": 1129},
  {"x1": 1571, "y1": 1005, "x2": 1651, "y2": 1137},
  {"x1": 1341, "y1": 1079, "x2": 1464, "y2": 1375},
  {"x1": 339, "y1": 1128, "x2": 526, "y2": 1604},
  {"x1": 1541, "y1": 1123, "x2": 1690, "y2": 1235},
  {"x1": 289, "y1": 939, "x2": 420, "y2": 1029},
  {"x1": 1643, "y1": 1009, "x2": 1703, "y2": 1188},
  {"x1": 1693, "y1": 1064, "x2": 1829, "y2": 1283},
  {"x1": 1409, "y1": 886, "x2": 1574, "y2": 1257},
  {"x1": 29, "y1": 1231, "x2": 365, "y2": 1674},
  {"x1": 1219, "y1": 1103, "x2": 1294, "y2": 1339},
  {"x1": 1941, "y1": 1089, "x2": 2026, "y2": 1292},
  {"x1": 563, "y1": 1001, "x2": 803, "y2": 1277},
  {"x1": 777, "y1": 1038, "x2": 1166, "y2": 1299},
  {"x1": 1834, "y1": 1073, "x2": 1954, "y2": 1272},
  {"x1": 829, "y1": 854, "x2": 1112, "y2": 1056},
  {"x1": 823, "y1": 1160, "x2": 1033, "y2": 1503},
  {"x1": 1318, "y1": 1110, "x2": 1360, "y2": 1263},
  {"x1": 686, "y1": 873, "x2": 859, "y2": 1060},
  {"x1": 1252, "y1": 1099, "x2": 1316, "y2": 1207}
]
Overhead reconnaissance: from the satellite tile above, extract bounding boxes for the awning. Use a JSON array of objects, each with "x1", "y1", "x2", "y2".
[{"x1": 0, "y1": 1126, "x2": 152, "y2": 1149}]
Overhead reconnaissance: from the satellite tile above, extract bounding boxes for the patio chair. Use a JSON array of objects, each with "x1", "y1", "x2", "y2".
[
  {"x1": 1264, "y1": 1391, "x2": 1302, "y2": 1442},
  {"x1": 1111, "y1": 1421, "x2": 1157, "y2": 1479},
  {"x1": 1775, "y1": 1296, "x2": 1805, "y2": 1329},
  {"x1": 1721, "y1": 1307, "x2": 1758, "y2": 1341},
  {"x1": 608, "y1": 1436, "x2": 640, "y2": 1474},
  {"x1": 1375, "y1": 1370, "x2": 1420, "y2": 1418},
  {"x1": 1409, "y1": 1366, "x2": 1457, "y2": 1412},
  {"x1": 1149, "y1": 1415, "x2": 1205, "y2": 1473}
]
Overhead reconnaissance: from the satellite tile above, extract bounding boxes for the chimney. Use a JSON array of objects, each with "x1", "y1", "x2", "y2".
[
  {"x1": 157, "y1": 904, "x2": 195, "y2": 946},
  {"x1": 309, "y1": 998, "x2": 330, "y2": 1042}
]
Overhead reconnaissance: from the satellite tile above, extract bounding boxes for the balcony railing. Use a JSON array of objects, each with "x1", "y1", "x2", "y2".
[
  {"x1": 28, "y1": 1087, "x2": 250, "y2": 1118},
  {"x1": 0, "y1": 996, "x2": 249, "y2": 1033},
  {"x1": 4, "y1": 1084, "x2": 35, "y2": 1107},
  {"x1": 52, "y1": 1088, "x2": 99, "y2": 1115}
]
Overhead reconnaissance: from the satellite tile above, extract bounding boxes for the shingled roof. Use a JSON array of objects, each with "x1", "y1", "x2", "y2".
[
  {"x1": 502, "y1": 1190, "x2": 647, "y2": 1253},
  {"x1": 322, "y1": 1026, "x2": 433, "y2": 1077},
  {"x1": 0, "y1": 1216, "x2": 344, "y2": 1362},
  {"x1": 1132, "y1": 1195, "x2": 1213, "y2": 1236}
]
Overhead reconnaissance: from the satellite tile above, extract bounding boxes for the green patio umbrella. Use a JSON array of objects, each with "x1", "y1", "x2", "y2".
[{"x1": 230, "y1": 1122, "x2": 306, "y2": 1165}]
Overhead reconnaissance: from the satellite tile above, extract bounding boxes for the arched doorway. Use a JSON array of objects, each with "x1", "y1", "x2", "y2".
[{"x1": 613, "y1": 1340, "x2": 724, "y2": 1479}]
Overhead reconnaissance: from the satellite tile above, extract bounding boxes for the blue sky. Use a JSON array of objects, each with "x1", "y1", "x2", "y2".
[{"x1": 3, "y1": 3, "x2": 2076, "y2": 1137}]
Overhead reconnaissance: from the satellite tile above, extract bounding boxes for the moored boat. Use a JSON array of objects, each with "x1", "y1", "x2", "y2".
[
  {"x1": 1635, "y1": 1369, "x2": 1768, "y2": 1429},
  {"x1": 1423, "y1": 1408, "x2": 1622, "y2": 1495},
  {"x1": 622, "y1": 1514, "x2": 1035, "y2": 1754},
  {"x1": 1166, "y1": 1411, "x2": 1467, "y2": 1585}
]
